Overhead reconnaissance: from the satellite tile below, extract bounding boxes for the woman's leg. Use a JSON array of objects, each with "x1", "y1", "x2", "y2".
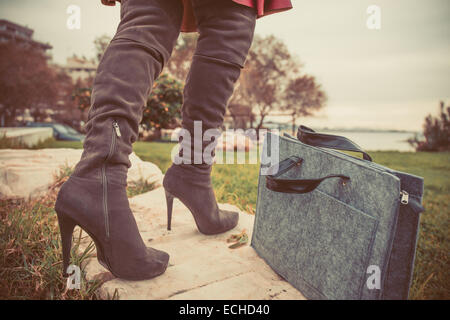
[
  {"x1": 55, "y1": 0, "x2": 183, "y2": 280},
  {"x1": 163, "y1": 0, "x2": 256, "y2": 234}
]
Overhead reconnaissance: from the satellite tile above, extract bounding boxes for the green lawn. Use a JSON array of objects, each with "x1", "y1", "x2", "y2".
[{"x1": 2, "y1": 140, "x2": 448, "y2": 299}]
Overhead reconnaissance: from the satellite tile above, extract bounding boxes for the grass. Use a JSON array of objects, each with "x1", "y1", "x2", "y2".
[
  {"x1": 1, "y1": 140, "x2": 448, "y2": 299},
  {"x1": 0, "y1": 167, "x2": 103, "y2": 299},
  {"x1": 127, "y1": 179, "x2": 158, "y2": 198},
  {"x1": 0, "y1": 136, "x2": 58, "y2": 149},
  {"x1": 0, "y1": 161, "x2": 156, "y2": 300},
  {"x1": 371, "y1": 152, "x2": 450, "y2": 300},
  {"x1": 133, "y1": 141, "x2": 176, "y2": 172}
]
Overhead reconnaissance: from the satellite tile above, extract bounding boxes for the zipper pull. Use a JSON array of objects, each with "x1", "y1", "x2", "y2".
[
  {"x1": 113, "y1": 121, "x2": 121, "y2": 137},
  {"x1": 400, "y1": 190, "x2": 409, "y2": 205}
]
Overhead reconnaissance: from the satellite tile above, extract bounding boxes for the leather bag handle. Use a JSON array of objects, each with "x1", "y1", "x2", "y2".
[
  {"x1": 297, "y1": 125, "x2": 373, "y2": 161},
  {"x1": 265, "y1": 156, "x2": 350, "y2": 194}
]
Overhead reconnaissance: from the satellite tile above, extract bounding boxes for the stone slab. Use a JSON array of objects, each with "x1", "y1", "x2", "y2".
[
  {"x1": 0, "y1": 148, "x2": 163, "y2": 200},
  {"x1": 80, "y1": 187, "x2": 305, "y2": 300}
]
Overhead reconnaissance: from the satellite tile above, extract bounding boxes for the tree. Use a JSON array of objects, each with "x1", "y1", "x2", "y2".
[
  {"x1": 141, "y1": 73, "x2": 183, "y2": 140},
  {"x1": 44, "y1": 68, "x2": 78, "y2": 127},
  {"x1": 282, "y1": 75, "x2": 327, "y2": 135},
  {"x1": 68, "y1": 36, "x2": 107, "y2": 127},
  {"x1": 166, "y1": 33, "x2": 198, "y2": 81},
  {"x1": 69, "y1": 35, "x2": 108, "y2": 124},
  {"x1": 0, "y1": 42, "x2": 65, "y2": 126},
  {"x1": 71, "y1": 73, "x2": 183, "y2": 139},
  {"x1": 236, "y1": 35, "x2": 301, "y2": 136},
  {"x1": 93, "y1": 34, "x2": 112, "y2": 63},
  {"x1": 70, "y1": 77, "x2": 94, "y2": 128},
  {"x1": 408, "y1": 101, "x2": 450, "y2": 151}
]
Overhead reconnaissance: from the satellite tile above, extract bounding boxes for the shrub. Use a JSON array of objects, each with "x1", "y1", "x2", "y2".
[{"x1": 409, "y1": 101, "x2": 450, "y2": 151}]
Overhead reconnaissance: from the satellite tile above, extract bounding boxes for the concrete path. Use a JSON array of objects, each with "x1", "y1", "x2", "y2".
[{"x1": 80, "y1": 186, "x2": 305, "y2": 300}]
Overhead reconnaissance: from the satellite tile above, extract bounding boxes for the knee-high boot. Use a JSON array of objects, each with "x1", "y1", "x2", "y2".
[
  {"x1": 55, "y1": 0, "x2": 183, "y2": 280},
  {"x1": 163, "y1": 0, "x2": 256, "y2": 235}
]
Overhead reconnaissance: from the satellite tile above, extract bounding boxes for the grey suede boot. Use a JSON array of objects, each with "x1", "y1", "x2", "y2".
[
  {"x1": 55, "y1": 0, "x2": 183, "y2": 280},
  {"x1": 163, "y1": 0, "x2": 256, "y2": 235}
]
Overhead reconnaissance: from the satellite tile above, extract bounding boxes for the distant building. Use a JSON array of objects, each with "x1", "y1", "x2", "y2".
[
  {"x1": 63, "y1": 56, "x2": 97, "y2": 82},
  {"x1": 0, "y1": 19, "x2": 52, "y2": 51}
]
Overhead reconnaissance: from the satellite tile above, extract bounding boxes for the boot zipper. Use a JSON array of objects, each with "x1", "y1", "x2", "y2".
[
  {"x1": 101, "y1": 166, "x2": 109, "y2": 238},
  {"x1": 400, "y1": 190, "x2": 409, "y2": 205},
  {"x1": 102, "y1": 120, "x2": 121, "y2": 239},
  {"x1": 113, "y1": 121, "x2": 122, "y2": 137}
]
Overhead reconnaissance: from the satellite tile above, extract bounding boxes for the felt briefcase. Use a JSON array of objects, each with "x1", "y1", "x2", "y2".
[{"x1": 252, "y1": 126, "x2": 424, "y2": 300}]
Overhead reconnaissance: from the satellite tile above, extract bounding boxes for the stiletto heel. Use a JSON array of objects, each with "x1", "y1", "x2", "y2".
[
  {"x1": 165, "y1": 189, "x2": 174, "y2": 230},
  {"x1": 56, "y1": 212, "x2": 76, "y2": 277},
  {"x1": 163, "y1": 165, "x2": 239, "y2": 235}
]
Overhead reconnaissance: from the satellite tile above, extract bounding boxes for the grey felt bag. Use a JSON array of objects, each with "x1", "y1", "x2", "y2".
[{"x1": 252, "y1": 126, "x2": 424, "y2": 300}]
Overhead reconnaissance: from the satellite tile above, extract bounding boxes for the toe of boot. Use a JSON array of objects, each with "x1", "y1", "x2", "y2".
[
  {"x1": 144, "y1": 247, "x2": 170, "y2": 277},
  {"x1": 220, "y1": 209, "x2": 239, "y2": 233}
]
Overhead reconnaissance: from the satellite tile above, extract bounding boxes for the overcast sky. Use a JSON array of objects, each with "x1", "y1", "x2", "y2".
[{"x1": 1, "y1": 0, "x2": 449, "y2": 131}]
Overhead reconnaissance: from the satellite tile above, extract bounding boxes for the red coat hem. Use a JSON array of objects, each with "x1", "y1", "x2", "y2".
[{"x1": 101, "y1": 0, "x2": 293, "y2": 33}]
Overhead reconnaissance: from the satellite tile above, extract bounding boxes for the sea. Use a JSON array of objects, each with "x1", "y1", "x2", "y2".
[{"x1": 318, "y1": 130, "x2": 417, "y2": 152}]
